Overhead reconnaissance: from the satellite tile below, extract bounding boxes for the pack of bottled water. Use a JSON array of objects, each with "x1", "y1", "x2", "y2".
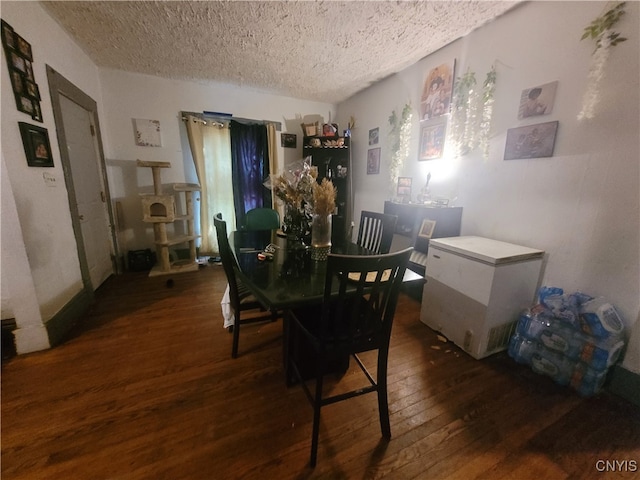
[{"x1": 508, "y1": 286, "x2": 626, "y2": 396}]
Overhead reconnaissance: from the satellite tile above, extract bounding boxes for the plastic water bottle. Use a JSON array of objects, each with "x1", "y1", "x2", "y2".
[
  {"x1": 508, "y1": 334, "x2": 574, "y2": 385},
  {"x1": 508, "y1": 334, "x2": 609, "y2": 396},
  {"x1": 516, "y1": 310, "x2": 624, "y2": 370}
]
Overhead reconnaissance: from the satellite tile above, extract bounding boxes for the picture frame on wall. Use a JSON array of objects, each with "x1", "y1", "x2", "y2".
[
  {"x1": 366, "y1": 147, "x2": 380, "y2": 174},
  {"x1": 368, "y1": 127, "x2": 379, "y2": 145},
  {"x1": 2, "y1": 21, "x2": 43, "y2": 123},
  {"x1": 14, "y1": 33, "x2": 32, "y2": 61},
  {"x1": 397, "y1": 176, "x2": 412, "y2": 197},
  {"x1": 517, "y1": 81, "x2": 558, "y2": 119},
  {"x1": 504, "y1": 121, "x2": 559, "y2": 160},
  {"x1": 1, "y1": 19, "x2": 16, "y2": 50},
  {"x1": 19, "y1": 122, "x2": 54, "y2": 167},
  {"x1": 418, "y1": 219, "x2": 437, "y2": 239},
  {"x1": 420, "y1": 60, "x2": 455, "y2": 121},
  {"x1": 419, "y1": 120, "x2": 447, "y2": 161},
  {"x1": 281, "y1": 133, "x2": 296, "y2": 148}
]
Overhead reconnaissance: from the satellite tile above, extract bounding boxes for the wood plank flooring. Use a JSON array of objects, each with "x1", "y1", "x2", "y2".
[{"x1": 2, "y1": 265, "x2": 639, "y2": 479}]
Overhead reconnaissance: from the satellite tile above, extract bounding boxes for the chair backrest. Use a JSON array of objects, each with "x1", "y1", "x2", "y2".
[
  {"x1": 356, "y1": 211, "x2": 398, "y2": 254},
  {"x1": 213, "y1": 212, "x2": 242, "y2": 308},
  {"x1": 244, "y1": 208, "x2": 280, "y2": 231},
  {"x1": 319, "y1": 248, "x2": 412, "y2": 351}
]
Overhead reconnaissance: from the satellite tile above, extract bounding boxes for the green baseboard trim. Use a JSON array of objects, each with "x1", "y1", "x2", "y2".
[
  {"x1": 607, "y1": 365, "x2": 640, "y2": 407},
  {"x1": 45, "y1": 288, "x2": 94, "y2": 347}
]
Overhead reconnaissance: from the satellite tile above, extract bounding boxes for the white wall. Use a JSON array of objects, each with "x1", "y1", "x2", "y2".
[
  {"x1": 0, "y1": 1, "x2": 105, "y2": 352},
  {"x1": 337, "y1": 1, "x2": 639, "y2": 373},
  {"x1": 97, "y1": 69, "x2": 335, "y2": 252}
]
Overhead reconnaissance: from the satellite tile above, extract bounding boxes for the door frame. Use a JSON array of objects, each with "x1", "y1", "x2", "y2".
[{"x1": 46, "y1": 65, "x2": 120, "y2": 292}]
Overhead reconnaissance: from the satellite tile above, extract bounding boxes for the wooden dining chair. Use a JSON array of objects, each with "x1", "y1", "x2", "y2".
[
  {"x1": 356, "y1": 210, "x2": 398, "y2": 254},
  {"x1": 285, "y1": 247, "x2": 412, "y2": 467},
  {"x1": 213, "y1": 212, "x2": 278, "y2": 358},
  {"x1": 243, "y1": 207, "x2": 280, "y2": 231}
]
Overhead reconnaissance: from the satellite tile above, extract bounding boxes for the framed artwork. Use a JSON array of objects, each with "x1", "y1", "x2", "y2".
[
  {"x1": 366, "y1": 147, "x2": 380, "y2": 174},
  {"x1": 19, "y1": 122, "x2": 54, "y2": 167},
  {"x1": 368, "y1": 127, "x2": 379, "y2": 145},
  {"x1": 504, "y1": 121, "x2": 559, "y2": 160},
  {"x1": 15, "y1": 33, "x2": 32, "y2": 61},
  {"x1": 418, "y1": 219, "x2": 437, "y2": 239},
  {"x1": 397, "y1": 177, "x2": 412, "y2": 197},
  {"x1": 281, "y1": 133, "x2": 296, "y2": 148},
  {"x1": 420, "y1": 60, "x2": 455, "y2": 121},
  {"x1": 133, "y1": 118, "x2": 162, "y2": 147},
  {"x1": 518, "y1": 81, "x2": 558, "y2": 119},
  {"x1": 1, "y1": 19, "x2": 16, "y2": 51},
  {"x1": 419, "y1": 120, "x2": 447, "y2": 161},
  {"x1": 16, "y1": 94, "x2": 34, "y2": 116},
  {"x1": 2, "y1": 21, "x2": 42, "y2": 122}
]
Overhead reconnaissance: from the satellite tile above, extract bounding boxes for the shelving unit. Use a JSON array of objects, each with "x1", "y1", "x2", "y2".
[
  {"x1": 136, "y1": 160, "x2": 201, "y2": 277},
  {"x1": 303, "y1": 135, "x2": 351, "y2": 244}
]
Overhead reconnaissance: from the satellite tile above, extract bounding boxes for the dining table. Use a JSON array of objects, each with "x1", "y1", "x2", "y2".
[
  {"x1": 229, "y1": 229, "x2": 424, "y2": 312},
  {"x1": 229, "y1": 229, "x2": 424, "y2": 383}
]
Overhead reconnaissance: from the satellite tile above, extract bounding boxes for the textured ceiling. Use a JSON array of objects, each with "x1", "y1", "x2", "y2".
[{"x1": 41, "y1": 0, "x2": 519, "y2": 103}]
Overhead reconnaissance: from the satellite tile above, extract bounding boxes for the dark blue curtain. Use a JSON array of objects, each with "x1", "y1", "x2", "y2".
[{"x1": 230, "y1": 121, "x2": 272, "y2": 228}]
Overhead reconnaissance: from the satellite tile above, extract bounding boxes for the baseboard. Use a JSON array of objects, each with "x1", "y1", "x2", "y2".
[
  {"x1": 607, "y1": 365, "x2": 640, "y2": 407},
  {"x1": 45, "y1": 288, "x2": 94, "y2": 347}
]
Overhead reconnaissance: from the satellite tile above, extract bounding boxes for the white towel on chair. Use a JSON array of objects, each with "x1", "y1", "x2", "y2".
[{"x1": 221, "y1": 284, "x2": 235, "y2": 328}]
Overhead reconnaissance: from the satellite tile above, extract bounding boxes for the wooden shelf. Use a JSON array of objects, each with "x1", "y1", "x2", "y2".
[{"x1": 154, "y1": 235, "x2": 201, "y2": 247}]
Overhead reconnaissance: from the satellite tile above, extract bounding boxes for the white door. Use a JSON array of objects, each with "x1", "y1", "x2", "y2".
[{"x1": 59, "y1": 94, "x2": 113, "y2": 289}]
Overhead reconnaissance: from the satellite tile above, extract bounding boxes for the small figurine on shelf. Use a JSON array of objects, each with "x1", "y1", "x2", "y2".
[{"x1": 417, "y1": 172, "x2": 432, "y2": 204}]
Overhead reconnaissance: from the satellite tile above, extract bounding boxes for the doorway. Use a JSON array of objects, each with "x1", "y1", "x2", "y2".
[{"x1": 46, "y1": 66, "x2": 118, "y2": 292}]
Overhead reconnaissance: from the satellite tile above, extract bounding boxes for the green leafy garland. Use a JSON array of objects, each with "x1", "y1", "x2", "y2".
[
  {"x1": 387, "y1": 103, "x2": 413, "y2": 196},
  {"x1": 578, "y1": 2, "x2": 627, "y2": 120},
  {"x1": 449, "y1": 66, "x2": 497, "y2": 158}
]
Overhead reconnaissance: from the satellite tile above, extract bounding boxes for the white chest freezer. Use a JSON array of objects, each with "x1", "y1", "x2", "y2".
[{"x1": 420, "y1": 236, "x2": 544, "y2": 359}]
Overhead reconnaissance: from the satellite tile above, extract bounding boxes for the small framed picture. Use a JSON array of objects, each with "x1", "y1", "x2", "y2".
[
  {"x1": 14, "y1": 33, "x2": 32, "y2": 61},
  {"x1": 32, "y1": 101, "x2": 43, "y2": 122},
  {"x1": 1, "y1": 19, "x2": 16, "y2": 51},
  {"x1": 368, "y1": 127, "x2": 379, "y2": 145},
  {"x1": 16, "y1": 94, "x2": 34, "y2": 115},
  {"x1": 419, "y1": 120, "x2": 447, "y2": 161},
  {"x1": 397, "y1": 176, "x2": 412, "y2": 197},
  {"x1": 418, "y1": 219, "x2": 437, "y2": 239},
  {"x1": 281, "y1": 133, "x2": 296, "y2": 148},
  {"x1": 518, "y1": 81, "x2": 558, "y2": 119},
  {"x1": 25, "y1": 79, "x2": 40, "y2": 100},
  {"x1": 10, "y1": 51, "x2": 25, "y2": 73},
  {"x1": 367, "y1": 147, "x2": 380, "y2": 174},
  {"x1": 504, "y1": 121, "x2": 559, "y2": 160},
  {"x1": 9, "y1": 69, "x2": 24, "y2": 95},
  {"x1": 19, "y1": 122, "x2": 54, "y2": 167}
]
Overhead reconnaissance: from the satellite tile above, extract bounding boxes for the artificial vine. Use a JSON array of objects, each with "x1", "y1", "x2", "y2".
[
  {"x1": 479, "y1": 66, "x2": 497, "y2": 158},
  {"x1": 578, "y1": 2, "x2": 627, "y2": 120},
  {"x1": 449, "y1": 66, "x2": 497, "y2": 158},
  {"x1": 387, "y1": 103, "x2": 413, "y2": 197}
]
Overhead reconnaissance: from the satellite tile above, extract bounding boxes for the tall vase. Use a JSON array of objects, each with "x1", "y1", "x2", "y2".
[{"x1": 311, "y1": 214, "x2": 332, "y2": 261}]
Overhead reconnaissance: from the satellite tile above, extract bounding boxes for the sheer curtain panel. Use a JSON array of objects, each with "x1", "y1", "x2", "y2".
[{"x1": 185, "y1": 115, "x2": 234, "y2": 254}]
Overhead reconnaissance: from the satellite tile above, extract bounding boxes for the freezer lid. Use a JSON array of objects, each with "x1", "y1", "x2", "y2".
[{"x1": 429, "y1": 236, "x2": 544, "y2": 265}]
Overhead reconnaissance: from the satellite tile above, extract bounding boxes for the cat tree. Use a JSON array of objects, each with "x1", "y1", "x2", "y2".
[{"x1": 137, "y1": 160, "x2": 200, "y2": 276}]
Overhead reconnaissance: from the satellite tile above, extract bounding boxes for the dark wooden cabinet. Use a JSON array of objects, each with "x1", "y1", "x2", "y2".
[
  {"x1": 304, "y1": 136, "x2": 351, "y2": 244},
  {"x1": 384, "y1": 201, "x2": 463, "y2": 275}
]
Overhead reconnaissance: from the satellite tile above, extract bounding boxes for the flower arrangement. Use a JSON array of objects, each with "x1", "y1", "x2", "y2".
[{"x1": 267, "y1": 157, "x2": 336, "y2": 242}]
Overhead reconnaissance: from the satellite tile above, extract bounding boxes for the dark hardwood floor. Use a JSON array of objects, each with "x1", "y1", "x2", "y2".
[{"x1": 2, "y1": 265, "x2": 639, "y2": 479}]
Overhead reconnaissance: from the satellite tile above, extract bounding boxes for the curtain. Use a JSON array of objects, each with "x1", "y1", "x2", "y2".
[
  {"x1": 185, "y1": 115, "x2": 234, "y2": 254},
  {"x1": 230, "y1": 121, "x2": 271, "y2": 228},
  {"x1": 266, "y1": 123, "x2": 281, "y2": 212}
]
